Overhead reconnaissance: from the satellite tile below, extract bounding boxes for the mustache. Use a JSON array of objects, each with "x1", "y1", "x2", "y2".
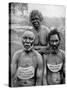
[
  {"x1": 49, "y1": 43, "x2": 59, "y2": 49},
  {"x1": 23, "y1": 42, "x2": 34, "y2": 46},
  {"x1": 24, "y1": 43, "x2": 31, "y2": 46},
  {"x1": 51, "y1": 45, "x2": 59, "y2": 49}
]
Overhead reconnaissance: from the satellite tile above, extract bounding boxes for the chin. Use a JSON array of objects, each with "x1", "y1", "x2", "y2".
[
  {"x1": 25, "y1": 47, "x2": 32, "y2": 51},
  {"x1": 33, "y1": 24, "x2": 39, "y2": 28}
]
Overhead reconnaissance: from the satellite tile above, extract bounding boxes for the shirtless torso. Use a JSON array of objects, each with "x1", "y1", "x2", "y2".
[
  {"x1": 43, "y1": 49, "x2": 65, "y2": 85},
  {"x1": 30, "y1": 26, "x2": 49, "y2": 54},
  {"x1": 11, "y1": 49, "x2": 43, "y2": 87}
]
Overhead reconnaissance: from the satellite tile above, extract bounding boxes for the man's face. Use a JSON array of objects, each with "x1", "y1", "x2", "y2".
[
  {"x1": 49, "y1": 34, "x2": 60, "y2": 50},
  {"x1": 22, "y1": 32, "x2": 35, "y2": 51},
  {"x1": 31, "y1": 15, "x2": 41, "y2": 30}
]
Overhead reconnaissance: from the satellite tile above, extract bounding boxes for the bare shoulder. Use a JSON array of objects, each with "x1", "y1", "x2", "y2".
[
  {"x1": 41, "y1": 25, "x2": 50, "y2": 33},
  {"x1": 12, "y1": 49, "x2": 23, "y2": 60},
  {"x1": 32, "y1": 49, "x2": 42, "y2": 61},
  {"x1": 33, "y1": 49, "x2": 42, "y2": 57},
  {"x1": 33, "y1": 50, "x2": 43, "y2": 67},
  {"x1": 59, "y1": 49, "x2": 65, "y2": 56},
  {"x1": 59, "y1": 49, "x2": 65, "y2": 61}
]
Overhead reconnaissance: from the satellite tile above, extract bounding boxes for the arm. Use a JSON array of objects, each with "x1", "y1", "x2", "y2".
[
  {"x1": 60, "y1": 49, "x2": 65, "y2": 83},
  {"x1": 62, "y1": 50, "x2": 65, "y2": 83},
  {"x1": 34, "y1": 46, "x2": 47, "y2": 54},
  {"x1": 60, "y1": 49, "x2": 65, "y2": 73},
  {"x1": 36, "y1": 53, "x2": 43, "y2": 85},
  {"x1": 43, "y1": 54, "x2": 47, "y2": 85},
  {"x1": 34, "y1": 45, "x2": 50, "y2": 54},
  {"x1": 11, "y1": 50, "x2": 22, "y2": 85}
]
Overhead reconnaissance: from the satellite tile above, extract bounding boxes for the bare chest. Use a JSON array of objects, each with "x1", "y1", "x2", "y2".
[
  {"x1": 18, "y1": 52, "x2": 37, "y2": 68},
  {"x1": 47, "y1": 54, "x2": 63, "y2": 65}
]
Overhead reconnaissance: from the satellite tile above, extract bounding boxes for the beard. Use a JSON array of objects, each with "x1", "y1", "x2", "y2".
[
  {"x1": 51, "y1": 45, "x2": 58, "y2": 50},
  {"x1": 49, "y1": 43, "x2": 59, "y2": 54},
  {"x1": 23, "y1": 42, "x2": 34, "y2": 52}
]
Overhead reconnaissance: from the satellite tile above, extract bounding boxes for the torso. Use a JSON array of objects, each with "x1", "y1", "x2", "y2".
[
  {"x1": 16, "y1": 50, "x2": 38, "y2": 86},
  {"x1": 31, "y1": 26, "x2": 49, "y2": 46},
  {"x1": 46, "y1": 50, "x2": 64, "y2": 85}
]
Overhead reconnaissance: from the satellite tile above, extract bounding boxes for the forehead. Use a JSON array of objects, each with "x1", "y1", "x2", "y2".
[
  {"x1": 32, "y1": 15, "x2": 40, "y2": 19},
  {"x1": 23, "y1": 34, "x2": 34, "y2": 38},
  {"x1": 22, "y1": 31, "x2": 35, "y2": 39},
  {"x1": 50, "y1": 34, "x2": 59, "y2": 40}
]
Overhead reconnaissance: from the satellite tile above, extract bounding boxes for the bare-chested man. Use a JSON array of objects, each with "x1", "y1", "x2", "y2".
[
  {"x1": 43, "y1": 29, "x2": 65, "y2": 85},
  {"x1": 29, "y1": 10, "x2": 50, "y2": 54},
  {"x1": 11, "y1": 31, "x2": 43, "y2": 87}
]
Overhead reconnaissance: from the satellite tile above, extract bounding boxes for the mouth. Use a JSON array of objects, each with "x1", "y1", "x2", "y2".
[
  {"x1": 25, "y1": 43, "x2": 31, "y2": 46},
  {"x1": 53, "y1": 46, "x2": 57, "y2": 49},
  {"x1": 53, "y1": 46, "x2": 58, "y2": 50},
  {"x1": 33, "y1": 22, "x2": 39, "y2": 26},
  {"x1": 34, "y1": 23, "x2": 39, "y2": 26},
  {"x1": 24, "y1": 43, "x2": 31, "y2": 50},
  {"x1": 25, "y1": 44, "x2": 30, "y2": 48},
  {"x1": 50, "y1": 44, "x2": 58, "y2": 49}
]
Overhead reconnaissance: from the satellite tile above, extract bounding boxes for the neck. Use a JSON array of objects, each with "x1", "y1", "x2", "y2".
[
  {"x1": 33, "y1": 26, "x2": 41, "y2": 32},
  {"x1": 25, "y1": 49, "x2": 32, "y2": 54},
  {"x1": 50, "y1": 48, "x2": 59, "y2": 55}
]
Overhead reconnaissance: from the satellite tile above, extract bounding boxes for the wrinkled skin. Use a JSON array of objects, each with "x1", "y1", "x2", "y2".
[
  {"x1": 11, "y1": 31, "x2": 43, "y2": 87},
  {"x1": 22, "y1": 31, "x2": 35, "y2": 51}
]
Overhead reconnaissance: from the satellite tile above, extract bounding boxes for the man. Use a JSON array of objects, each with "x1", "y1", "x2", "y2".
[
  {"x1": 29, "y1": 10, "x2": 50, "y2": 54},
  {"x1": 43, "y1": 29, "x2": 65, "y2": 85},
  {"x1": 11, "y1": 31, "x2": 43, "y2": 87}
]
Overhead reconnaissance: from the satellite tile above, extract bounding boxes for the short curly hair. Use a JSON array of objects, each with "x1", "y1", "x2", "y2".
[
  {"x1": 47, "y1": 28, "x2": 61, "y2": 42},
  {"x1": 29, "y1": 10, "x2": 43, "y2": 23}
]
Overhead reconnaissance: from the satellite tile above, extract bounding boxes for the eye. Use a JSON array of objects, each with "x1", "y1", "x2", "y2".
[
  {"x1": 55, "y1": 40, "x2": 58, "y2": 42},
  {"x1": 32, "y1": 19, "x2": 35, "y2": 21},
  {"x1": 50, "y1": 40, "x2": 54, "y2": 42},
  {"x1": 23, "y1": 37, "x2": 27, "y2": 40},
  {"x1": 29, "y1": 37, "x2": 33, "y2": 40}
]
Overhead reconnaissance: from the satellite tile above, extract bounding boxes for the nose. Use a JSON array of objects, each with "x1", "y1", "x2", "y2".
[
  {"x1": 54, "y1": 42, "x2": 56, "y2": 45},
  {"x1": 26, "y1": 38, "x2": 29, "y2": 42}
]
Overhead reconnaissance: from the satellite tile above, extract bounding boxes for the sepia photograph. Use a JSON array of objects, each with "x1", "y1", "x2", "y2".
[{"x1": 9, "y1": 2, "x2": 65, "y2": 87}]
